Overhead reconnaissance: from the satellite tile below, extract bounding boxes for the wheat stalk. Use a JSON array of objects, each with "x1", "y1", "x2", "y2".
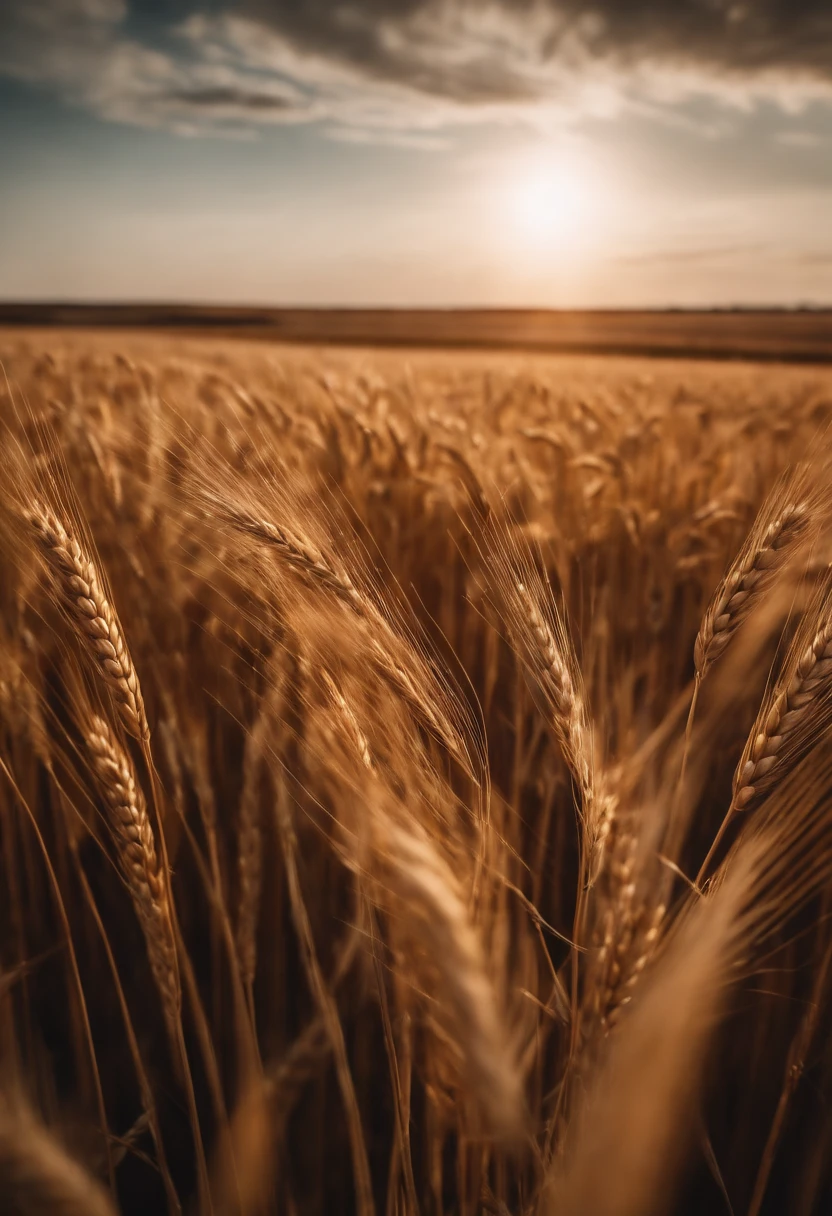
[
  {"x1": 28, "y1": 502, "x2": 149, "y2": 743},
  {"x1": 86, "y1": 714, "x2": 179, "y2": 1033},
  {"x1": 378, "y1": 816, "x2": 525, "y2": 1140},
  {"x1": 236, "y1": 725, "x2": 266, "y2": 994},
  {"x1": 236, "y1": 666, "x2": 291, "y2": 992},
  {"x1": 320, "y1": 669, "x2": 522, "y2": 1138}
]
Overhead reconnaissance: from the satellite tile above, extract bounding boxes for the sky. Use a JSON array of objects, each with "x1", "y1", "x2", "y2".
[{"x1": 0, "y1": 0, "x2": 831, "y2": 308}]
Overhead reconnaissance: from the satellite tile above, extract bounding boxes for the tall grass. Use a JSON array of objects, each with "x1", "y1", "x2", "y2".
[{"x1": 1, "y1": 333, "x2": 832, "y2": 1214}]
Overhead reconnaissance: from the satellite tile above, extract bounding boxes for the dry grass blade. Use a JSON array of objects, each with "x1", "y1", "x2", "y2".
[{"x1": 28, "y1": 501, "x2": 149, "y2": 743}]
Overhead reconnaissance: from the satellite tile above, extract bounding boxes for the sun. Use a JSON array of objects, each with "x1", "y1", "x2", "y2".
[
  {"x1": 501, "y1": 153, "x2": 597, "y2": 259},
  {"x1": 511, "y1": 167, "x2": 586, "y2": 246}
]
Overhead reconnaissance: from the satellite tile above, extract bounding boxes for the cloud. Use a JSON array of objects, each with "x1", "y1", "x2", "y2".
[
  {"x1": 0, "y1": 1, "x2": 316, "y2": 133},
  {"x1": 615, "y1": 243, "x2": 766, "y2": 266},
  {"x1": 230, "y1": 0, "x2": 832, "y2": 103},
  {"x1": 2, "y1": 0, "x2": 832, "y2": 140},
  {"x1": 325, "y1": 125, "x2": 452, "y2": 150},
  {"x1": 775, "y1": 129, "x2": 826, "y2": 148}
]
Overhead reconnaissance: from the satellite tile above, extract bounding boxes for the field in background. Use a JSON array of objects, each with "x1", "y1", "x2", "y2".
[
  {"x1": 2, "y1": 304, "x2": 832, "y2": 362},
  {"x1": 2, "y1": 330, "x2": 832, "y2": 1215}
]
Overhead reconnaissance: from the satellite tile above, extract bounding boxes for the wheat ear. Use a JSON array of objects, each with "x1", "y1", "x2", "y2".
[
  {"x1": 694, "y1": 497, "x2": 811, "y2": 679},
  {"x1": 697, "y1": 584, "x2": 832, "y2": 885},
  {"x1": 86, "y1": 714, "x2": 179, "y2": 1033},
  {"x1": 28, "y1": 502, "x2": 149, "y2": 743},
  {"x1": 212, "y1": 496, "x2": 470, "y2": 769},
  {"x1": 501, "y1": 565, "x2": 612, "y2": 873},
  {"x1": 513, "y1": 578, "x2": 593, "y2": 798},
  {"x1": 321, "y1": 669, "x2": 376, "y2": 775},
  {"x1": 734, "y1": 613, "x2": 832, "y2": 811},
  {"x1": 214, "y1": 501, "x2": 360, "y2": 607},
  {"x1": 591, "y1": 827, "x2": 666, "y2": 1035}
]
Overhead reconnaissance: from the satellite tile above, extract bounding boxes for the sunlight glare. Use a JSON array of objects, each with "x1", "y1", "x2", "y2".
[{"x1": 502, "y1": 155, "x2": 598, "y2": 260}]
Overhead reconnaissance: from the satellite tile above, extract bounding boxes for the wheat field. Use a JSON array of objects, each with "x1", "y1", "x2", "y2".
[{"x1": 2, "y1": 329, "x2": 832, "y2": 1215}]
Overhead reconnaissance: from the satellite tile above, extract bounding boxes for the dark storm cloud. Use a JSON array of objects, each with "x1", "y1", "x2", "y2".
[
  {"x1": 2, "y1": 0, "x2": 832, "y2": 136},
  {"x1": 233, "y1": 0, "x2": 832, "y2": 99},
  {"x1": 557, "y1": 0, "x2": 832, "y2": 77}
]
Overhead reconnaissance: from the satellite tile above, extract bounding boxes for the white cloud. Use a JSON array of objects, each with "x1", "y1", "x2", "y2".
[{"x1": 0, "y1": 2, "x2": 317, "y2": 133}]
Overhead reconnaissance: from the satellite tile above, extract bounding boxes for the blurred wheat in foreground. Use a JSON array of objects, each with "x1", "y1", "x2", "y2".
[{"x1": 2, "y1": 332, "x2": 832, "y2": 1215}]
